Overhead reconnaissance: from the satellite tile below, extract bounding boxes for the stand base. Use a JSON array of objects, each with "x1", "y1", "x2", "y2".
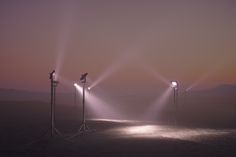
[
  {"x1": 51, "y1": 127, "x2": 63, "y2": 137},
  {"x1": 21, "y1": 127, "x2": 65, "y2": 148},
  {"x1": 69, "y1": 122, "x2": 93, "y2": 139}
]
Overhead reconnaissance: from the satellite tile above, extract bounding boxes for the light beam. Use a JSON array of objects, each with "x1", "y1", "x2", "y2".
[
  {"x1": 105, "y1": 124, "x2": 232, "y2": 142},
  {"x1": 144, "y1": 87, "x2": 172, "y2": 120},
  {"x1": 55, "y1": 3, "x2": 75, "y2": 79}
]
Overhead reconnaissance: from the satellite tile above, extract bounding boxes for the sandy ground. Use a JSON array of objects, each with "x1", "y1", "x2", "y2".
[{"x1": 1, "y1": 119, "x2": 236, "y2": 157}]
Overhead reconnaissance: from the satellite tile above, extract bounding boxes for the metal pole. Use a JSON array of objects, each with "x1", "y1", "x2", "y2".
[
  {"x1": 82, "y1": 83, "x2": 85, "y2": 124},
  {"x1": 70, "y1": 73, "x2": 92, "y2": 137},
  {"x1": 173, "y1": 88, "x2": 176, "y2": 125},
  {"x1": 53, "y1": 82, "x2": 56, "y2": 133},
  {"x1": 174, "y1": 88, "x2": 178, "y2": 125},
  {"x1": 50, "y1": 75, "x2": 54, "y2": 137},
  {"x1": 74, "y1": 86, "x2": 77, "y2": 106}
]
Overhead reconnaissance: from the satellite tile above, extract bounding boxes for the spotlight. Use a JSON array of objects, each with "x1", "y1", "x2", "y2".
[
  {"x1": 70, "y1": 72, "x2": 91, "y2": 138},
  {"x1": 88, "y1": 87, "x2": 91, "y2": 91},
  {"x1": 49, "y1": 70, "x2": 61, "y2": 137},
  {"x1": 49, "y1": 70, "x2": 55, "y2": 79},
  {"x1": 80, "y1": 73, "x2": 88, "y2": 83},
  {"x1": 171, "y1": 81, "x2": 177, "y2": 88}
]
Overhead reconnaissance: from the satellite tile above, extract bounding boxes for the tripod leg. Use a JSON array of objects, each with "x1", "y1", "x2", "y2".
[
  {"x1": 54, "y1": 128, "x2": 63, "y2": 137},
  {"x1": 85, "y1": 124, "x2": 90, "y2": 131}
]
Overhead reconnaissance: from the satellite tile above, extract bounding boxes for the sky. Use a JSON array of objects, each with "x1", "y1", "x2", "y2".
[{"x1": 0, "y1": 0, "x2": 236, "y2": 92}]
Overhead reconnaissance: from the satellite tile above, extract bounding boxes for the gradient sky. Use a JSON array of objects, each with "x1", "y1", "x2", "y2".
[{"x1": 0, "y1": 0, "x2": 236, "y2": 92}]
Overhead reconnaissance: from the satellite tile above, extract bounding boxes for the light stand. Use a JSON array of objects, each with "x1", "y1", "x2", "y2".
[
  {"x1": 78, "y1": 82, "x2": 90, "y2": 131},
  {"x1": 171, "y1": 81, "x2": 178, "y2": 125},
  {"x1": 49, "y1": 70, "x2": 62, "y2": 137},
  {"x1": 70, "y1": 73, "x2": 91, "y2": 138},
  {"x1": 22, "y1": 71, "x2": 64, "y2": 146}
]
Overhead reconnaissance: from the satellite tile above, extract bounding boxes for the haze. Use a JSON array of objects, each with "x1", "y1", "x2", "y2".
[{"x1": 0, "y1": 0, "x2": 236, "y2": 92}]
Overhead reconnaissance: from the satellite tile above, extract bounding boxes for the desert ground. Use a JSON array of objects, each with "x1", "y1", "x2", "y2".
[{"x1": 1, "y1": 101, "x2": 236, "y2": 157}]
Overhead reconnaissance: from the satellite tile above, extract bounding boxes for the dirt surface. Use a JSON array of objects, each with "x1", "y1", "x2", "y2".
[{"x1": 1, "y1": 119, "x2": 236, "y2": 157}]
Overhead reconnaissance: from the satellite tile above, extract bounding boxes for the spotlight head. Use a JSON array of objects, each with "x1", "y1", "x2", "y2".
[
  {"x1": 74, "y1": 83, "x2": 78, "y2": 87},
  {"x1": 88, "y1": 87, "x2": 91, "y2": 90},
  {"x1": 171, "y1": 81, "x2": 178, "y2": 88},
  {"x1": 80, "y1": 73, "x2": 88, "y2": 83},
  {"x1": 49, "y1": 70, "x2": 55, "y2": 79}
]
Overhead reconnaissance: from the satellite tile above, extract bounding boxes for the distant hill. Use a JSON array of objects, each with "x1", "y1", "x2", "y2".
[
  {"x1": 211, "y1": 84, "x2": 236, "y2": 93},
  {"x1": 0, "y1": 84, "x2": 236, "y2": 103},
  {"x1": 188, "y1": 84, "x2": 236, "y2": 96}
]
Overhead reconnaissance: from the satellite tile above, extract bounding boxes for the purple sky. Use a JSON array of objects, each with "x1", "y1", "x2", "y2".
[{"x1": 0, "y1": 0, "x2": 236, "y2": 92}]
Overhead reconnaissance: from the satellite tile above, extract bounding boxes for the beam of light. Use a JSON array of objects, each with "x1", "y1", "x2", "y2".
[
  {"x1": 126, "y1": 125, "x2": 156, "y2": 135},
  {"x1": 71, "y1": 83, "x2": 125, "y2": 120},
  {"x1": 89, "y1": 51, "x2": 139, "y2": 90},
  {"x1": 85, "y1": 88, "x2": 125, "y2": 120},
  {"x1": 138, "y1": 62, "x2": 170, "y2": 86},
  {"x1": 186, "y1": 71, "x2": 214, "y2": 91},
  {"x1": 89, "y1": 27, "x2": 159, "y2": 90},
  {"x1": 55, "y1": 3, "x2": 75, "y2": 80},
  {"x1": 105, "y1": 124, "x2": 234, "y2": 142},
  {"x1": 74, "y1": 83, "x2": 83, "y2": 94},
  {"x1": 144, "y1": 87, "x2": 172, "y2": 120},
  {"x1": 56, "y1": 75, "x2": 74, "y2": 88},
  {"x1": 90, "y1": 119, "x2": 140, "y2": 123},
  {"x1": 55, "y1": 75, "x2": 85, "y2": 94}
]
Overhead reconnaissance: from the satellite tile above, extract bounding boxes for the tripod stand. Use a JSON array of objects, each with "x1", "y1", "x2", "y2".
[
  {"x1": 21, "y1": 71, "x2": 64, "y2": 148},
  {"x1": 70, "y1": 73, "x2": 92, "y2": 139},
  {"x1": 49, "y1": 70, "x2": 62, "y2": 137}
]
